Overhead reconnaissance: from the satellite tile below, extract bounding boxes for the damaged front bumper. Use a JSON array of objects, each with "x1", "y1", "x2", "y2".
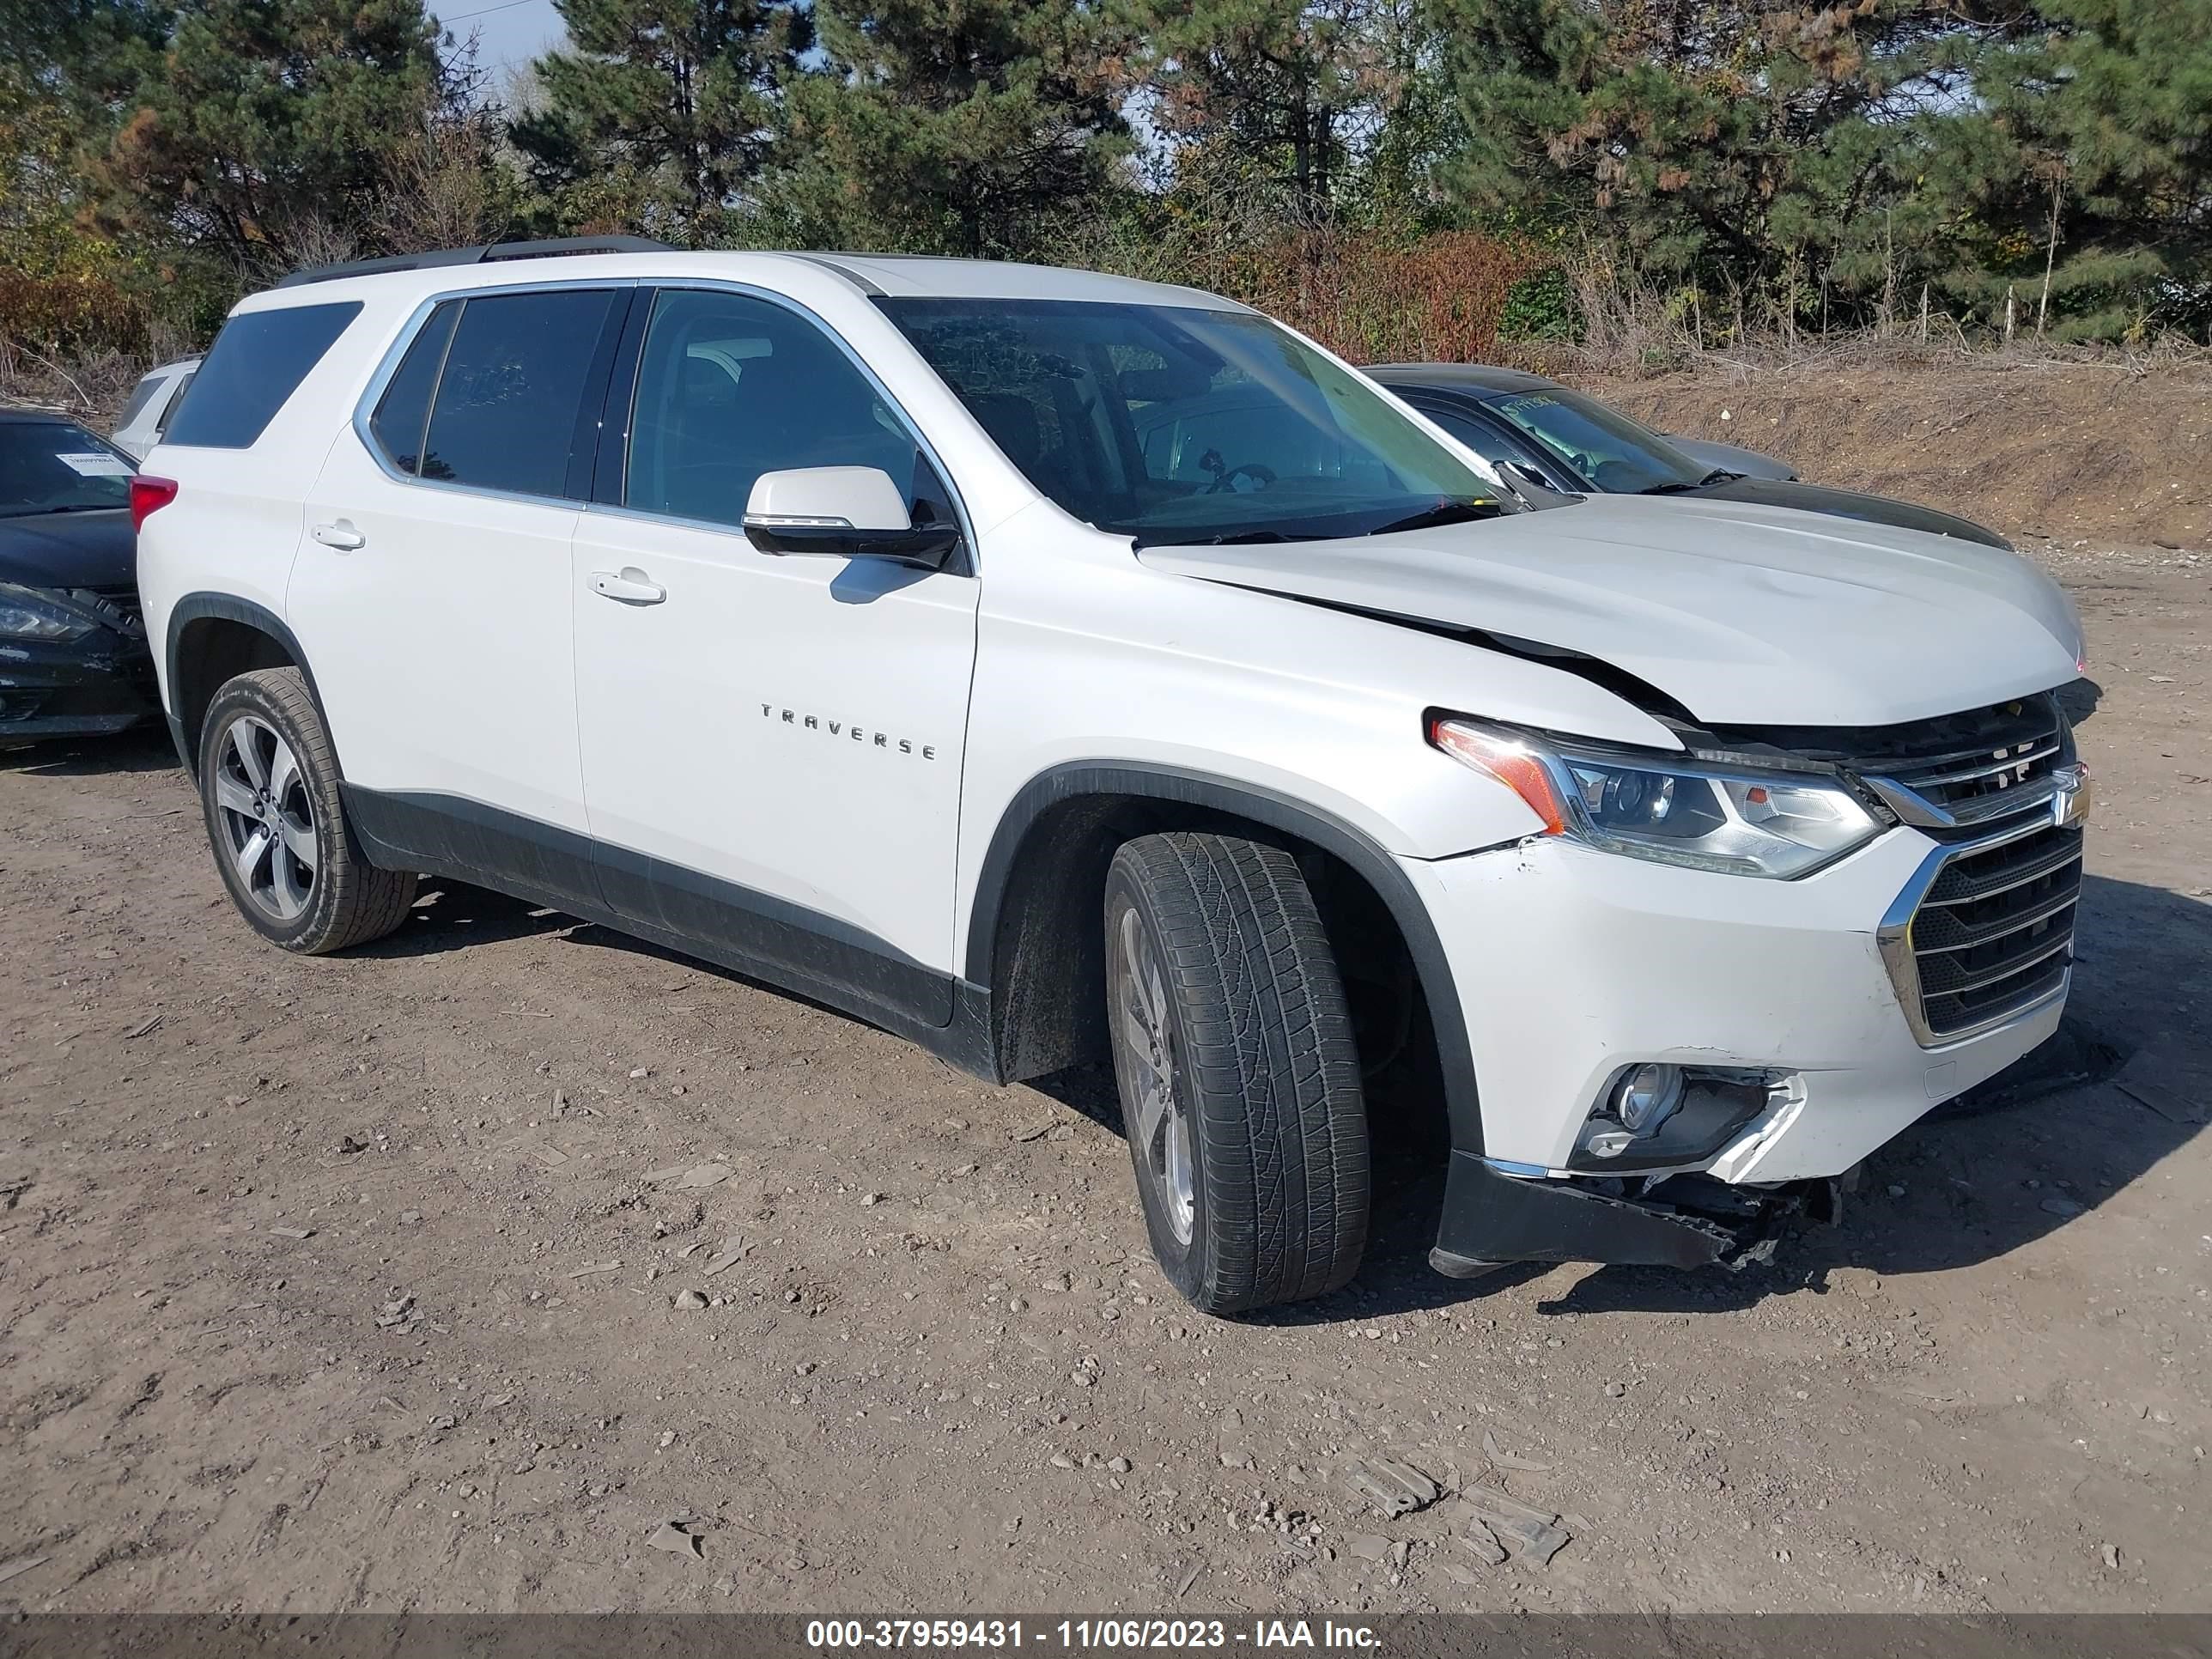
[
  {"x1": 1430, "y1": 1149, "x2": 1841, "y2": 1276},
  {"x1": 0, "y1": 626, "x2": 158, "y2": 739}
]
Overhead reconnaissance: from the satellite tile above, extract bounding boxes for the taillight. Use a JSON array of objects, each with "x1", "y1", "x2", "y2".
[{"x1": 130, "y1": 475, "x2": 179, "y2": 532}]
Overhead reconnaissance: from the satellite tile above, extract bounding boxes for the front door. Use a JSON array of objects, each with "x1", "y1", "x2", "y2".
[{"x1": 570, "y1": 286, "x2": 979, "y2": 1027}]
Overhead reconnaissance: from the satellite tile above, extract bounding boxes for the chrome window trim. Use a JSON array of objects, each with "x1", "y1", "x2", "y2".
[
  {"x1": 348, "y1": 274, "x2": 978, "y2": 570},
  {"x1": 1876, "y1": 784, "x2": 2085, "y2": 1048}
]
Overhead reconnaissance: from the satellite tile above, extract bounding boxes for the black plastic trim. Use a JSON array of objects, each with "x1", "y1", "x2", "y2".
[
  {"x1": 274, "y1": 237, "x2": 676, "y2": 289},
  {"x1": 966, "y1": 763, "x2": 1484, "y2": 1154},
  {"x1": 563, "y1": 289, "x2": 639, "y2": 502},
  {"x1": 162, "y1": 593, "x2": 325, "y2": 778},
  {"x1": 1435, "y1": 1152, "x2": 1759, "y2": 1271},
  {"x1": 339, "y1": 787, "x2": 994, "y2": 1073},
  {"x1": 590, "y1": 286, "x2": 656, "y2": 505},
  {"x1": 744, "y1": 520, "x2": 960, "y2": 567}
]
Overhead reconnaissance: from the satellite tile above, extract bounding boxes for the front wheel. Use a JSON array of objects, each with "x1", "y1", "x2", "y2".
[
  {"x1": 198, "y1": 667, "x2": 416, "y2": 954},
  {"x1": 1103, "y1": 832, "x2": 1370, "y2": 1314}
]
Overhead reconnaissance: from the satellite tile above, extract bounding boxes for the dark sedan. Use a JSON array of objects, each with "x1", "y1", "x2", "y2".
[
  {"x1": 1370, "y1": 364, "x2": 2012, "y2": 550},
  {"x1": 0, "y1": 410, "x2": 158, "y2": 739}
]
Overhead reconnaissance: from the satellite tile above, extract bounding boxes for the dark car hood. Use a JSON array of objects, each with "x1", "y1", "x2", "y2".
[
  {"x1": 1695, "y1": 477, "x2": 2008, "y2": 549},
  {"x1": 0, "y1": 508, "x2": 137, "y2": 591}
]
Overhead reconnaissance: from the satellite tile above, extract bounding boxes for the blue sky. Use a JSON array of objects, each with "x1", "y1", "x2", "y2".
[{"x1": 431, "y1": 0, "x2": 568, "y2": 89}]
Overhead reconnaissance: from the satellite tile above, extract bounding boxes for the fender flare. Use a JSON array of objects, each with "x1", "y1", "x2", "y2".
[
  {"x1": 163, "y1": 592, "x2": 325, "y2": 776},
  {"x1": 966, "y1": 762, "x2": 1484, "y2": 1154}
]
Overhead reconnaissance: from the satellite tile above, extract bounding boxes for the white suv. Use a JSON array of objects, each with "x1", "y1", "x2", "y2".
[{"x1": 132, "y1": 240, "x2": 2092, "y2": 1313}]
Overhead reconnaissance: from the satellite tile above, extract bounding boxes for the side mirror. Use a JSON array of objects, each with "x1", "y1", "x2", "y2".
[
  {"x1": 743, "y1": 466, "x2": 961, "y2": 568},
  {"x1": 1496, "y1": 459, "x2": 1571, "y2": 503}
]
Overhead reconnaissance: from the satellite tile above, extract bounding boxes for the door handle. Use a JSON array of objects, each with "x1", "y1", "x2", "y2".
[
  {"x1": 592, "y1": 567, "x2": 665, "y2": 605},
  {"x1": 312, "y1": 520, "x2": 366, "y2": 551}
]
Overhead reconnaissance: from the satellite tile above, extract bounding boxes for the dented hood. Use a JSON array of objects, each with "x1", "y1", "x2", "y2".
[{"x1": 1139, "y1": 495, "x2": 2084, "y2": 727}]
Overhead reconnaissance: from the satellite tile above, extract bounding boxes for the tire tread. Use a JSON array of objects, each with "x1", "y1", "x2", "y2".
[
  {"x1": 201, "y1": 668, "x2": 414, "y2": 954},
  {"x1": 1110, "y1": 832, "x2": 1368, "y2": 1313}
]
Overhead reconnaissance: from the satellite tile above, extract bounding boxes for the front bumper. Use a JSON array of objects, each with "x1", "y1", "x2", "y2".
[
  {"x1": 1406, "y1": 816, "x2": 2073, "y2": 1267},
  {"x1": 0, "y1": 631, "x2": 159, "y2": 739}
]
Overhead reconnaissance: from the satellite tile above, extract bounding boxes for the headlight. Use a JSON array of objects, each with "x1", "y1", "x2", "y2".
[
  {"x1": 1431, "y1": 715, "x2": 1882, "y2": 878},
  {"x1": 0, "y1": 585, "x2": 94, "y2": 643}
]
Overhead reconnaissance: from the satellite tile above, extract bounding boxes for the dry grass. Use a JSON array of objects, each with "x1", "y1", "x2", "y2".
[{"x1": 0, "y1": 337, "x2": 168, "y2": 425}]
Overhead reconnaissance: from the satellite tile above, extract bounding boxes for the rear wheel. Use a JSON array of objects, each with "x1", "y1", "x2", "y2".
[
  {"x1": 198, "y1": 668, "x2": 415, "y2": 953},
  {"x1": 1103, "y1": 832, "x2": 1370, "y2": 1314}
]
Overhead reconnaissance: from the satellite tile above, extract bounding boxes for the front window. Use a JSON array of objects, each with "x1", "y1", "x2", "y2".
[
  {"x1": 878, "y1": 298, "x2": 1499, "y2": 546},
  {"x1": 1480, "y1": 389, "x2": 1715, "y2": 495},
  {"x1": 0, "y1": 420, "x2": 134, "y2": 517},
  {"x1": 624, "y1": 288, "x2": 951, "y2": 531}
]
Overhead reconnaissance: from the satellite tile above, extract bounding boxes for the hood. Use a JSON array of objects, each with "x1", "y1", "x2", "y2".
[
  {"x1": 1138, "y1": 495, "x2": 2083, "y2": 729},
  {"x1": 0, "y1": 508, "x2": 136, "y2": 592},
  {"x1": 1695, "y1": 476, "x2": 2009, "y2": 549},
  {"x1": 1667, "y1": 434, "x2": 1796, "y2": 483}
]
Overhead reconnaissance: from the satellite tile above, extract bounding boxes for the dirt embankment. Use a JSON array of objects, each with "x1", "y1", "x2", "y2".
[{"x1": 1587, "y1": 360, "x2": 2212, "y2": 551}]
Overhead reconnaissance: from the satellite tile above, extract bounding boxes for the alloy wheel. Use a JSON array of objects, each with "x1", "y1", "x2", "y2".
[
  {"x1": 1109, "y1": 902, "x2": 1195, "y2": 1244},
  {"x1": 212, "y1": 714, "x2": 318, "y2": 922}
]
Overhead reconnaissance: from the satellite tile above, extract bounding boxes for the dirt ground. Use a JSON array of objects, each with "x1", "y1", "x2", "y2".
[
  {"x1": 3, "y1": 368, "x2": 2209, "y2": 1617},
  {"x1": 1593, "y1": 356, "x2": 2212, "y2": 551}
]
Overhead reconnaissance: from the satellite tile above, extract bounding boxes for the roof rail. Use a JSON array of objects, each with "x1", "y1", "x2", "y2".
[{"x1": 272, "y1": 235, "x2": 678, "y2": 289}]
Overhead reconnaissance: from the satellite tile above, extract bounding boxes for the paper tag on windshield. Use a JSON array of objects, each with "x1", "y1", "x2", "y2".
[{"x1": 58, "y1": 452, "x2": 132, "y2": 477}]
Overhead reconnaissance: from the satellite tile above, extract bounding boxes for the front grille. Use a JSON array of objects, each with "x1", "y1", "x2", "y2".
[
  {"x1": 1850, "y1": 696, "x2": 2069, "y2": 829},
  {"x1": 69, "y1": 586, "x2": 144, "y2": 638},
  {"x1": 1907, "y1": 821, "x2": 2082, "y2": 1038},
  {"x1": 1707, "y1": 691, "x2": 2085, "y2": 1046}
]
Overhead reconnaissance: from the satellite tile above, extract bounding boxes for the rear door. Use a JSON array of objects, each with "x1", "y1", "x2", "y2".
[
  {"x1": 569, "y1": 284, "x2": 979, "y2": 1024},
  {"x1": 287, "y1": 284, "x2": 632, "y2": 906}
]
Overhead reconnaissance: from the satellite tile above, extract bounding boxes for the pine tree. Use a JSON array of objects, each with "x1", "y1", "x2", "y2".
[
  {"x1": 1128, "y1": 0, "x2": 1403, "y2": 217},
  {"x1": 511, "y1": 0, "x2": 812, "y2": 244},
  {"x1": 2, "y1": 1, "x2": 167, "y2": 277},
  {"x1": 769, "y1": 0, "x2": 1133, "y2": 257},
  {"x1": 95, "y1": 0, "x2": 447, "y2": 277},
  {"x1": 1924, "y1": 0, "x2": 2212, "y2": 340}
]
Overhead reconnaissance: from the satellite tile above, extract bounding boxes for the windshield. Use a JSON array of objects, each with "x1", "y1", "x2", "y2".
[
  {"x1": 1480, "y1": 389, "x2": 1716, "y2": 495},
  {"x1": 0, "y1": 420, "x2": 134, "y2": 516},
  {"x1": 877, "y1": 298, "x2": 1499, "y2": 545}
]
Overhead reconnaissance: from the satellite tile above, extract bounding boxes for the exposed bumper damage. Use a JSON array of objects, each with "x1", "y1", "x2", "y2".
[
  {"x1": 0, "y1": 621, "x2": 158, "y2": 741},
  {"x1": 1430, "y1": 1149, "x2": 1841, "y2": 1277}
]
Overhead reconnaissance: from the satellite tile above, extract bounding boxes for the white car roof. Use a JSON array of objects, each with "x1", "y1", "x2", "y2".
[{"x1": 232, "y1": 249, "x2": 1249, "y2": 316}]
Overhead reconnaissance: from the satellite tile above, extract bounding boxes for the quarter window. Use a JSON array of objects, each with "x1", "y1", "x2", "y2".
[
  {"x1": 115, "y1": 375, "x2": 163, "y2": 431},
  {"x1": 623, "y1": 289, "x2": 951, "y2": 532},
  {"x1": 416, "y1": 289, "x2": 623, "y2": 499},
  {"x1": 164, "y1": 301, "x2": 362, "y2": 450},
  {"x1": 154, "y1": 370, "x2": 196, "y2": 436},
  {"x1": 369, "y1": 301, "x2": 461, "y2": 476}
]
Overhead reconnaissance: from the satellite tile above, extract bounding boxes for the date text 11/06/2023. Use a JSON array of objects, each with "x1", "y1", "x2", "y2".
[{"x1": 805, "y1": 1620, "x2": 1382, "y2": 1650}]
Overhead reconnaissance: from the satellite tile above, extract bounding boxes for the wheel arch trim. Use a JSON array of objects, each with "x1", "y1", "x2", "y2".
[
  {"x1": 163, "y1": 593, "x2": 325, "y2": 778},
  {"x1": 966, "y1": 762, "x2": 1484, "y2": 1153}
]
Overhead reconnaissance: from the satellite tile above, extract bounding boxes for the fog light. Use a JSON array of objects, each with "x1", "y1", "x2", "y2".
[{"x1": 1613, "y1": 1063, "x2": 1686, "y2": 1134}]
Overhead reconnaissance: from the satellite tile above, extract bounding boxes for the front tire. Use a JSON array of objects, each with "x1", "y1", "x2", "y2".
[
  {"x1": 198, "y1": 667, "x2": 415, "y2": 953},
  {"x1": 1103, "y1": 832, "x2": 1370, "y2": 1314}
]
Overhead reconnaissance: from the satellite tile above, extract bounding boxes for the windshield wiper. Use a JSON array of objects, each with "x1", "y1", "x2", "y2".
[
  {"x1": 1365, "y1": 500, "x2": 1501, "y2": 536},
  {"x1": 1133, "y1": 528, "x2": 1293, "y2": 548},
  {"x1": 1642, "y1": 470, "x2": 1735, "y2": 495},
  {"x1": 0, "y1": 502, "x2": 125, "y2": 517}
]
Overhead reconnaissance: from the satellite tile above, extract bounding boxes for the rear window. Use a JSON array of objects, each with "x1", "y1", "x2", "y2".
[
  {"x1": 0, "y1": 421, "x2": 135, "y2": 516},
  {"x1": 164, "y1": 301, "x2": 362, "y2": 449},
  {"x1": 154, "y1": 369, "x2": 196, "y2": 436},
  {"x1": 114, "y1": 374, "x2": 164, "y2": 430},
  {"x1": 413, "y1": 289, "x2": 623, "y2": 499}
]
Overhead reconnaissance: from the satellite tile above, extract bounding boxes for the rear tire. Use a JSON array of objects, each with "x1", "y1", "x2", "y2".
[
  {"x1": 198, "y1": 667, "x2": 414, "y2": 954},
  {"x1": 1103, "y1": 832, "x2": 1370, "y2": 1314}
]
